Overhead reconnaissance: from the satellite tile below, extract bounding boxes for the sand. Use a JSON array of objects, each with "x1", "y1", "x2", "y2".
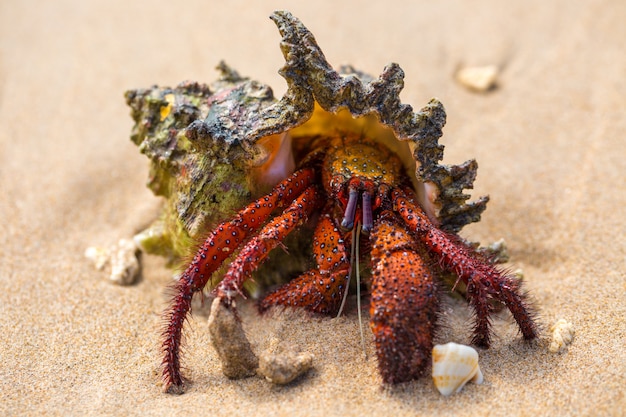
[{"x1": 1, "y1": 1, "x2": 624, "y2": 416}]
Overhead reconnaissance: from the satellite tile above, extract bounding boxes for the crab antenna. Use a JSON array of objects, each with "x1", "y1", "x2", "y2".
[
  {"x1": 336, "y1": 222, "x2": 368, "y2": 358},
  {"x1": 341, "y1": 190, "x2": 359, "y2": 229},
  {"x1": 354, "y1": 223, "x2": 367, "y2": 358},
  {"x1": 361, "y1": 192, "x2": 373, "y2": 234},
  {"x1": 336, "y1": 224, "x2": 358, "y2": 318}
]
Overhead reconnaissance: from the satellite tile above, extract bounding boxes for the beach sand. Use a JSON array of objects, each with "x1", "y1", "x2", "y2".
[{"x1": 1, "y1": 1, "x2": 624, "y2": 415}]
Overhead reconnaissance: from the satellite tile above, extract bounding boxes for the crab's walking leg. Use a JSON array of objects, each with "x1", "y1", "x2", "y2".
[
  {"x1": 258, "y1": 209, "x2": 351, "y2": 315},
  {"x1": 215, "y1": 185, "x2": 323, "y2": 301},
  {"x1": 161, "y1": 168, "x2": 315, "y2": 394},
  {"x1": 369, "y1": 214, "x2": 438, "y2": 384},
  {"x1": 392, "y1": 189, "x2": 538, "y2": 347}
]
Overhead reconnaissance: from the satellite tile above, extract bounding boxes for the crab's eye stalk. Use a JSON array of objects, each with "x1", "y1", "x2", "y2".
[
  {"x1": 361, "y1": 192, "x2": 373, "y2": 234},
  {"x1": 341, "y1": 190, "x2": 359, "y2": 229},
  {"x1": 341, "y1": 190, "x2": 374, "y2": 235}
]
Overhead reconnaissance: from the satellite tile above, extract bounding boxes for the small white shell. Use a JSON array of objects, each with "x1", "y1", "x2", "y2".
[
  {"x1": 432, "y1": 342, "x2": 483, "y2": 396},
  {"x1": 549, "y1": 318, "x2": 575, "y2": 353}
]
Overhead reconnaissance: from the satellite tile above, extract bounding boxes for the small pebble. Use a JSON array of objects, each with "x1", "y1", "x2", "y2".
[
  {"x1": 456, "y1": 65, "x2": 499, "y2": 92},
  {"x1": 258, "y1": 339, "x2": 313, "y2": 385},
  {"x1": 208, "y1": 298, "x2": 258, "y2": 379}
]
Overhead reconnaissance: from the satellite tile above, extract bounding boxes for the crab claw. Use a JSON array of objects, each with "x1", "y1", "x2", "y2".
[{"x1": 369, "y1": 215, "x2": 438, "y2": 383}]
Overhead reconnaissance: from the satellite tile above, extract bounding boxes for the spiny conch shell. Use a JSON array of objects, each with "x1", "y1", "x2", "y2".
[
  {"x1": 432, "y1": 342, "x2": 484, "y2": 396},
  {"x1": 126, "y1": 10, "x2": 489, "y2": 269}
]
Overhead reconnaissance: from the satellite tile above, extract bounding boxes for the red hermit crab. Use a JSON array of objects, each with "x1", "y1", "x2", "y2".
[{"x1": 126, "y1": 11, "x2": 538, "y2": 394}]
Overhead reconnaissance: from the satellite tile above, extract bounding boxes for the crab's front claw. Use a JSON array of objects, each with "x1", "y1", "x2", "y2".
[
  {"x1": 208, "y1": 297, "x2": 259, "y2": 379},
  {"x1": 369, "y1": 216, "x2": 439, "y2": 384}
]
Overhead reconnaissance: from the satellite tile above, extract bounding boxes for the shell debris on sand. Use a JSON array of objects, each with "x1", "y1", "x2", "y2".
[
  {"x1": 258, "y1": 338, "x2": 314, "y2": 385},
  {"x1": 549, "y1": 319, "x2": 575, "y2": 353},
  {"x1": 432, "y1": 342, "x2": 483, "y2": 396},
  {"x1": 85, "y1": 239, "x2": 141, "y2": 285}
]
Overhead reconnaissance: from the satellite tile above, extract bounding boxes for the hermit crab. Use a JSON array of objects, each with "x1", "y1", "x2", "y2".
[{"x1": 125, "y1": 11, "x2": 538, "y2": 394}]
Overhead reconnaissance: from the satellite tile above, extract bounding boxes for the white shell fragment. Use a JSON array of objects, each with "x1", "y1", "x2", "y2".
[
  {"x1": 549, "y1": 319, "x2": 575, "y2": 353},
  {"x1": 85, "y1": 239, "x2": 141, "y2": 285},
  {"x1": 84, "y1": 246, "x2": 109, "y2": 270},
  {"x1": 456, "y1": 65, "x2": 499, "y2": 92},
  {"x1": 432, "y1": 342, "x2": 483, "y2": 396}
]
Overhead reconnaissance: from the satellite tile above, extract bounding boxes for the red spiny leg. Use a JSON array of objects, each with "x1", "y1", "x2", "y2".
[
  {"x1": 215, "y1": 185, "x2": 323, "y2": 301},
  {"x1": 161, "y1": 168, "x2": 315, "y2": 394},
  {"x1": 369, "y1": 214, "x2": 438, "y2": 384},
  {"x1": 258, "y1": 209, "x2": 350, "y2": 315},
  {"x1": 392, "y1": 189, "x2": 538, "y2": 347}
]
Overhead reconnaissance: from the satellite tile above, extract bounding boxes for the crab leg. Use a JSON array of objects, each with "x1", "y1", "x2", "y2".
[
  {"x1": 259, "y1": 210, "x2": 351, "y2": 315},
  {"x1": 392, "y1": 189, "x2": 538, "y2": 347},
  {"x1": 369, "y1": 214, "x2": 438, "y2": 384},
  {"x1": 161, "y1": 168, "x2": 315, "y2": 393},
  {"x1": 215, "y1": 185, "x2": 322, "y2": 301}
]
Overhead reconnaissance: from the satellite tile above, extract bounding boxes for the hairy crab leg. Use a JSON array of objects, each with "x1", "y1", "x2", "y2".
[
  {"x1": 215, "y1": 185, "x2": 322, "y2": 301},
  {"x1": 392, "y1": 189, "x2": 538, "y2": 347},
  {"x1": 161, "y1": 168, "x2": 315, "y2": 394},
  {"x1": 369, "y1": 214, "x2": 439, "y2": 384},
  {"x1": 258, "y1": 210, "x2": 351, "y2": 315}
]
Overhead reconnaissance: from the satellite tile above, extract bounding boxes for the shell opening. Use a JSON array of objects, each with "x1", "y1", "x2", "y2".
[{"x1": 251, "y1": 132, "x2": 296, "y2": 192}]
